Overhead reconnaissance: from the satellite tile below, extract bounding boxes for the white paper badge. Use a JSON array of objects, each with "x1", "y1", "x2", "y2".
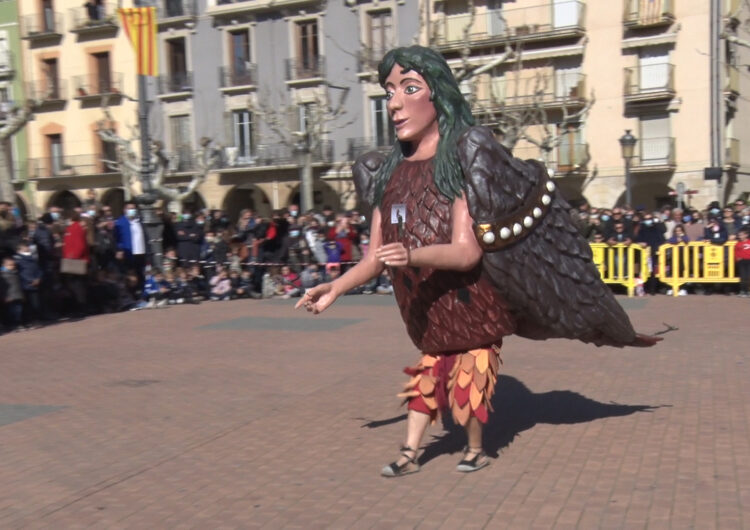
[{"x1": 391, "y1": 204, "x2": 406, "y2": 225}]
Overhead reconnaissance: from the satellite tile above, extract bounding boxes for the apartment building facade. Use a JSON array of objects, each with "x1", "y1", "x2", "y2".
[{"x1": 424, "y1": 0, "x2": 750, "y2": 209}]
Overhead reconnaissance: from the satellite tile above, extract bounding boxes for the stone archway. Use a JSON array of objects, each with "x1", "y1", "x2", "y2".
[
  {"x1": 46, "y1": 190, "x2": 82, "y2": 216},
  {"x1": 222, "y1": 184, "x2": 272, "y2": 222},
  {"x1": 180, "y1": 191, "x2": 206, "y2": 214},
  {"x1": 101, "y1": 188, "x2": 126, "y2": 217},
  {"x1": 615, "y1": 180, "x2": 675, "y2": 211},
  {"x1": 288, "y1": 181, "x2": 341, "y2": 212}
]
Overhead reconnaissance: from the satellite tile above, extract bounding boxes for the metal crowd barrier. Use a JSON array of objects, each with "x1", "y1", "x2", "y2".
[
  {"x1": 590, "y1": 241, "x2": 739, "y2": 297},
  {"x1": 657, "y1": 241, "x2": 738, "y2": 296}
]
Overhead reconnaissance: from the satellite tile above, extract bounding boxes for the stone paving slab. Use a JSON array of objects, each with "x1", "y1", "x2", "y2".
[{"x1": 0, "y1": 294, "x2": 748, "y2": 528}]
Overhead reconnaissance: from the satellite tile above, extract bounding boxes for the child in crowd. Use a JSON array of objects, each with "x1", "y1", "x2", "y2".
[
  {"x1": 162, "y1": 249, "x2": 178, "y2": 276},
  {"x1": 189, "y1": 265, "x2": 208, "y2": 300},
  {"x1": 143, "y1": 268, "x2": 170, "y2": 308},
  {"x1": 300, "y1": 263, "x2": 322, "y2": 292},
  {"x1": 14, "y1": 241, "x2": 42, "y2": 324},
  {"x1": 736, "y1": 228, "x2": 750, "y2": 297},
  {"x1": 209, "y1": 266, "x2": 232, "y2": 301},
  {"x1": 323, "y1": 232, "x2": 343, "y2": 277},
  {"x1": 0, "y1": 256, "x2": 24, "y2": 331},
  {"x1": 275, "y1": 265, "x2": 301, "y2": 299},
  {"x1": 229, "y1": 270, "x2": 246, "y2": 299}
]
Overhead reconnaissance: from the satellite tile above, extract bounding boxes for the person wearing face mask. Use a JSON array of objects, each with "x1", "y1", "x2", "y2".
[
  {"x1": 683, "y1": 210, "x2": 705, "y2": 242},
  {"x1": 636, "y1": 213, "x2": 665, "y2": 295},
  {"x1": 114, "y1": 202, "x2": 148, "y2": 288},
  {"x1": 175, "y1": 210, "x2": 204, "y2": 268}
]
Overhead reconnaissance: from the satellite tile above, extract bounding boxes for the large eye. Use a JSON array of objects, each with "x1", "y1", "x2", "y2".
[
  {"x1": 385, "y1": 90, "x2": 394, "y2": 100},
  {"x1": 404, "y1": 85, "x2": 421, "y2": 95}
]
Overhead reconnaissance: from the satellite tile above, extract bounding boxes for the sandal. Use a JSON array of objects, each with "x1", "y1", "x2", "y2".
[
  {"x1": 456, "y1": 446, "x2": 490, "y2": 473},
  {"x1": 381, "y1": 445, "x2": 420, "y2": 477}
]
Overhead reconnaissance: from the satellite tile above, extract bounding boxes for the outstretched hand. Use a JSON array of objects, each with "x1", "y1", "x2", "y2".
[
  {"x1": 375, "y1": 243, "x2": 410, "y2": 267},
  {"x1": 295, "y1": 282, "x2": 338, "y2": 314}
]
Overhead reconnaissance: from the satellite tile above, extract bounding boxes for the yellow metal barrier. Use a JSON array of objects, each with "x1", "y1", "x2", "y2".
[
  {"x1": 590, "y1": 243, "x2": 651, "y2": 297},
  {"x1": 657, "y1": 241, "x2": 738, "y2": 296}
]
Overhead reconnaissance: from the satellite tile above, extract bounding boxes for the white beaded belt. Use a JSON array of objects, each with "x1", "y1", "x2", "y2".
[{"x1": 473, "y1": 177, "x2": 556, "y2": 251}]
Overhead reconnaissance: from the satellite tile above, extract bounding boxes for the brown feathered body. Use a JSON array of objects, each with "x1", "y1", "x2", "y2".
[{"x1": 354, "y1": 126, "x2": 658, "y2": 349}]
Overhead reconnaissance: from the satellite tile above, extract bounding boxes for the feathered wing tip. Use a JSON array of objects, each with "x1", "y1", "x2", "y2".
[
  {"x1": 633, "y1": 334, "x2": 664, "y2": 347},
  {"x1": 458, "y1": 126, "x2": 662, "y2": 349}
]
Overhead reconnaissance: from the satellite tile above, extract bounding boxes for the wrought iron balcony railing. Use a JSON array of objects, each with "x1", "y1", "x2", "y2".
[
  {"x1": 27, "y1": 79, "x2": 68, "y2": 103},
  {"x1": 21, "y1": 13, "x2": 64, "y2": 39},
  {"x1": 623, "y1": 0, "x2": 675, "y2": 27},
  {"x1": 431, "y1": 1, "x2": 585, "y2": 47},
  {"x1": 513, "y1": 142, "x2": 588, "y2": 173},
  {"x1": 0, "y1": 50, "x2": 14, "y2": 79},
  {"x1": 157, "y1": 0, "x2": 198, "y2": 20},
  {"x1": 632, "y1": 137, "x2": 676, "y2": 169},
  {"x1": 158, "y1": 72, "x2": 193, "y2": 94},
  {"x1": 220, "y1": 139, "x2": 334, "y2": 168},
  {"x1": 346, "y1": 137, "x2": 393, "y2": 161},
  {"x1": 73, "y1": 73, "x2": 124, "y2": 98},
  {"x1": 69, "y1": 2, "x2": 118, "y2": 33},
  {"x1": 356, "y1": 48, "x2": 388, "y2": 73},
  {"x1": 219, "y1": 65, "x2": 257, "y2": 88},
  {"x1": 624, "y1": 64, "x2": 675, "y2": 102},
  {"x1": 29, "y1": 154, "x2": 118, "y2": 179},
  {"x1": 285, "y1": 56, "x2": 325, "y2": 81},
  {"x1": 471, "y1": 72, "x2": 587, "y2": 111}
]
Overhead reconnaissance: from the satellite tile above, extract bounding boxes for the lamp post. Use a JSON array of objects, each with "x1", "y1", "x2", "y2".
[{"x1": 619, "y1": 129, "x2": 637, "y2": 207}]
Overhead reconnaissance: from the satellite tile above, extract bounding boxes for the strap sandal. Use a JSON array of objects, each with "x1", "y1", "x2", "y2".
[
  {"x1": 456, "y1": 446, "x2": 490, "y2": 473},
  {"x1": 381, "y1": 445, "x2": 420, "y2": 478}
]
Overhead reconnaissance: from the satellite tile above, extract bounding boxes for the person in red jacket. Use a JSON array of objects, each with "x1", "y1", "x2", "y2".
[
  {"x1": 327, "y1": 214, "x2": 358, "y2": 271},
  {"x1": 62, "y1": 211, "x2": 90, "y2": 314},
  {"x1": 735, "y1": 227, "x2": 750, "y2": 297}
]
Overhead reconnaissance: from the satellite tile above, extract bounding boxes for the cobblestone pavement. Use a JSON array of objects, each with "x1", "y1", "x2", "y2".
[{"x1": 1, "y1": 294, "x2": 748, "y2": 529}]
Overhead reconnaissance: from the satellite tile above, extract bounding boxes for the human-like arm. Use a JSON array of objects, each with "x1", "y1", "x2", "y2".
[
  {"x1": 296, "y1": 208, "x2": 386, "y2": 314},
  {"x1": 374, "y1": 195, "x2": 483, "y2": 271}
]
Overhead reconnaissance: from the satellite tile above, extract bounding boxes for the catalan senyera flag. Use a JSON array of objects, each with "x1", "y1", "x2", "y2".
[{"x1": 118, "y1": 7, "x2": 158, "y2": 77}]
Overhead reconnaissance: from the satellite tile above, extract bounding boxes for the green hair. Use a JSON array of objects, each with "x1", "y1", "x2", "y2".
[{"x1": 372, "y1": 45, "x2": 475, "y2": 205}]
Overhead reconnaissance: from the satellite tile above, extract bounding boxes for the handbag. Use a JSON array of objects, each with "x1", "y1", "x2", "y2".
[{"x1": 60, "y1": 258, "x2": 88, "y2": 275}]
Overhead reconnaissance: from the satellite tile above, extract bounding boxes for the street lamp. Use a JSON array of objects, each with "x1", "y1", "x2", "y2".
[{"x1": 619, "y1": 129, "x2": 637, "y2": 207}]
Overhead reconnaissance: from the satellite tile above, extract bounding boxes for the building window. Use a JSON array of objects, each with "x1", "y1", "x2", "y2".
[
  {"x1": 167, "y1": 37, "x2": 188, "y2": 88},
  {"x1": 0, "y1": 31, "x2": 10, "y2": 73},
  {"x1": 101, "y1": 136, "x2": 117, "y2": 173},
  {"x1": 367, "y1": 10, "x2": 392, "y2": 55},
  {"x1": 42, "y1": 0, "x2": 56, "y2": 33},
  {"x1": 169, "y1": 115, "x2": 191, "y2": 171},
  {"x1": 295, "y1": 19, "x2": 319, "y2": 75},
  {"x1": 371, "y1": 96, "x2": 394, "y2": 148},
  {"x1": 232, "y1": 110, "x2": 253, "y2": 161},
  {"x1": 638, "y1": 48, "x2": 670, "y2": 92},
  {"x1": 47, "y1": 133, "x2": 63, "y2": 175},
  {"x1": 639, "y1": 115, "x2": 671, "y2": 165},
  {"x1": 93, "y1": 51, "x2": 111, "y2": 94},
  {"x1": 229, "y1": 30, "x2": 252, "y2": 84},
  {"x1": 42, "y1": 58, "x2": 59, "y2": 99},
  {"x1": 558, "y1": 124, "x2": 583, "y2": 169}
]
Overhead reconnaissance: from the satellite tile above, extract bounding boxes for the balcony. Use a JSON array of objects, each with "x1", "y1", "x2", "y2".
[
  {"x1": 512, "y1": 142, "x2": 588, "y2": 174},
  {"x1": 725, "y1": 66, "x2": 740, "y2": 96},
  {"x1": 219, "y1": 65, "x2": 257, "y2": 91},
  {"x1": 157, "y1": 72, "x2": 193, "y2": 97},
  {"x1": 624, "y1": 64, "x2": 675, "y2": 104},
  {"x1": 0, "y1": 50, "x2": 14, "y2": 80},
  {"x1": 69, "y1": 2, "x2": 118, "y2": 37},
  {"x1": 346, "y1": 137, "x2": 393, "y2": 161},
  {"x1": 471, "y1": 72, "x2": 587, "y2": 113},
  {"x1": 623, "y1": 0, "x2": 675, "y2": 28},
  {"x1": 28, "y1": 154, "x2": 118, "y2": 179},
  {"x1": 725, "y1": 137, "x2": 740, "y2": 167},
  {"x1": 26, "y1": 80, "x2": 67, "y2": 109},
  {"x1": 631, "y1": 137, "x2": 676, "y2": 172},
  {"x1": 73, "y1": 73, "x2": 124, "y2": 101},
  {"x1": 356, "y1": 48, "x2": 388, "y2": 74},
  {"x1": 157, "y1": 0, "x2": 197, "y2": 27},
  {"x1": 208, "y1": 0, "x2": 319, "y2": 17},
  {"x1": 21, "y1": 13, "x2": 64, "y2": 43},
  {"x1": 431, "y1": 1, "x2": 586, "y2": 50},
  {"x1": 219, "y1": 140, "x2": 334, "y2": 170},
  {"x1": 285, "y1": 56, "x2": 325, "y2": 83}
]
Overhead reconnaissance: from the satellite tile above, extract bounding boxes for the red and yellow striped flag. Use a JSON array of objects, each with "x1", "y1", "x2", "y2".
[{"x1": 118, "y1": 7, "x2": 158, "y2": 77}]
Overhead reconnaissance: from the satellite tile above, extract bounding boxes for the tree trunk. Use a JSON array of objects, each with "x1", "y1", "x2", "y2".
[
  {"x1": 300, "y1": 150, "x2": 314, "y2": 212},
  {"x1": 0, "y1": 139, "x2": 13, "y2": 204}
]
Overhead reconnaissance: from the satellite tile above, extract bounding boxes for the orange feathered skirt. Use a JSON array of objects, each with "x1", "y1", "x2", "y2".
[{"x1": 398, "y1": 343, "x2": 502, "y2": 426}]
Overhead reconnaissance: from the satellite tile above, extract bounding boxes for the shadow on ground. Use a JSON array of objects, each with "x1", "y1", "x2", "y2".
[{"x1": 358, "y1": 375, "x2": 666, "y2": 465}]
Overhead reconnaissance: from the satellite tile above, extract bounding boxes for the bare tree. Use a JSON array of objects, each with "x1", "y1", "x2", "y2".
[
  {"x1": 246, "y1": 83, "x2": 355, "y2": 211},
  {"x1": 96, "y1": 101, "x2": 220, "y2": 211},
  {"x1": 0, "y1": 102, "x2": 37, "y2": 204}
]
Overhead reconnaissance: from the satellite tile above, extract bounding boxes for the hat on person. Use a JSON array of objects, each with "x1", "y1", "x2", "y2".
[{"x1": 41, "y1": 213, "x2": 54, "y2": 224}]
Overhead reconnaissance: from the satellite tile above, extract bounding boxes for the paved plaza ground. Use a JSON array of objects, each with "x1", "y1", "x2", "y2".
[{"x1": 0, "y1": 293, "x2": 748, "y2": 529}]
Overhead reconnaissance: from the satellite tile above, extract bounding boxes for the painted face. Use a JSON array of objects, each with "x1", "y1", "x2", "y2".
[{"x1": 384, "y1": 64, "x2": 438, "y2": 148}]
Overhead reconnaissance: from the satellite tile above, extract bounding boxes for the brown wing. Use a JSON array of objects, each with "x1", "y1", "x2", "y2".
[
  {"x1": 352, "y1": 151, "x2": 386, "y2": 208},
  {"x1": 457, "y1": 126, "x2": 656, "y2": 347}
]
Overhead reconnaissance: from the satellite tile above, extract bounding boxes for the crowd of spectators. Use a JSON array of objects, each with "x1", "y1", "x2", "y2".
[
  {"x1": 0, "y1": 195, "x2": 393, "y2": 333},
  {"x1": 1, "y1": 193, "x2": 749, "y2": 333}
]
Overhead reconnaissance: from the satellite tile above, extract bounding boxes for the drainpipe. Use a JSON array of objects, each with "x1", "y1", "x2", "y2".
[{"x1": 709, "y1": 0, "x2": 722, "y2": 202}]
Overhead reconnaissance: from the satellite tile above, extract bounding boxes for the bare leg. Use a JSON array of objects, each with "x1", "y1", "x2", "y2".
[
  {"x1": 457, "y1": 416, "x2": 489, "y2": 472},
  {"x1": 465, "y1": 416, "x2": 483, "y2": 451},
  {"x1": 395, "y1": 409, "x2": 431, "y2": 465}
]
